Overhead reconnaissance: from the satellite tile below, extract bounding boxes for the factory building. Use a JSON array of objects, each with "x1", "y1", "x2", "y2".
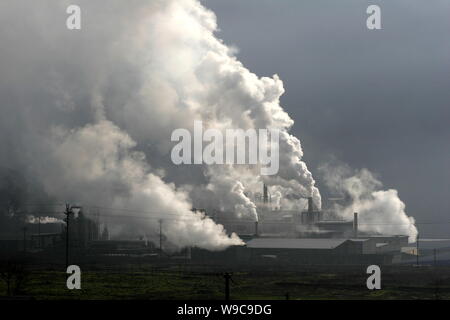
[
  {"x1": 214, "y1": 189, "x2": 364, "y2": 239},
  {"x1": 192, "y1": 236, "x2": 407, "y2": 266},
  {"x1": 62, "y1": 208, "x2": 100, "y2": 248},
  {"x1": 214, "y1": 190, "x2": 359, "y2": 239},
  {"x1": 193, "y1": 184, "x2": 410, "y2": 265}
]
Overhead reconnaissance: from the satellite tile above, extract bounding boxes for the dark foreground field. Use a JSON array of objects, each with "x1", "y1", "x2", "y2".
[{"x1": 1, "y1": 258, "x2": 449, "y2": 300}]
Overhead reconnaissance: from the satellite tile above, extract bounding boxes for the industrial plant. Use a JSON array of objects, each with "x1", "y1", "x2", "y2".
[
  {"x1": 191, "y1": 184, "x2": 412, "y2": 266},
  {"x1": 0, "y1": 183, "x2": 418, "y2": 268}
]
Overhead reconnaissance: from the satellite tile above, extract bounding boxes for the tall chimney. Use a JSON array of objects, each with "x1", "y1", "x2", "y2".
[
  {"x1": 353, "y1": 212, "x2": 358, "y2": 238},
  {"x1": 263, "y1": 184, "x2": 268, "y2": 204},
  {"x1": 254, "y1": 221, "x2": 259, "y2": 237},
  {"x1": 308, "y1": 197, "x2": 313, "y2": 213}
]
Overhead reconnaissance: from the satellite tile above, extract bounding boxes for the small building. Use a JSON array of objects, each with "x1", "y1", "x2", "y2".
[
  {"x1": 238, "y1": 238, "x2": 386, "y2": 265},
  {"x1": 191, "y1": 237, "x2": 395, "y2": 266},
  {"x1": 30, "y1": 233, "x2": 61, "y2": 249}
]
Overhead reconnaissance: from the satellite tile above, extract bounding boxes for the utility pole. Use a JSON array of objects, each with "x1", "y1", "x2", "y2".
[
  {"x1": 435, "y1": 279, "x2": 440, "y2": 300},
  {"x1": 223, "y1": 272, "x2": 232, "y2": 301},
  {"x1": 64, "y1": 204, "x2": 72, "y2": 268},
  {"x1": 38, "y1": 214, "x2": 41, "y2": 249},
  {"x1": 159, "y1": 219, "x2": 163, "y2": 258},
  {"x1": 95, "y1": 209, "x2": 100, "y2": 240},
  {"x1": 416, "y1": 233, "x2": 419, "y2": 266},
  {"x1": 22, "y1": 226, "x2": 27, "y2": 252}
]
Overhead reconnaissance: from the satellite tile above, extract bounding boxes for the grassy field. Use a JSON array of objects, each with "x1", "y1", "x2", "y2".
[{"x1": 1, "y1": 261, "x2": 449, "y2": 300}]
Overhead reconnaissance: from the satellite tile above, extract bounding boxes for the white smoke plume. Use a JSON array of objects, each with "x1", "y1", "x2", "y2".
[
  {"x1": 319, "y1": 163, "x2": 418, "y2": 242},
  {"x1": 205, "y1": 166, "x2": 258, "y2": 221},
  {"x1": 26, "y1": 215, "x2": 63, "y2": 224},
  {"x1": 0, "y1": 0, "x2": 321, "y2": 249}
]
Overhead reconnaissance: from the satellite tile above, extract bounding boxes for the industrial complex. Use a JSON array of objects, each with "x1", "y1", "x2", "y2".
[
  {"x1": 0, "y1": 184, "x2": 422, "y2": 267},
  {"x1": 191, "y1": 184, "x2": 413, "y2": 266}
]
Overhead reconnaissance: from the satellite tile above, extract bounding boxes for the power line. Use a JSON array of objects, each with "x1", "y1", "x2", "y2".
[
  {"x1": 6, "y1": 202, "x2": 450, "y2": 226},
  {"x1": 0, "y1": 202, "x2": 64, "y2": 207},
  {"x1": 64, "y1": 204, "x2": 71, "y2": 269}
]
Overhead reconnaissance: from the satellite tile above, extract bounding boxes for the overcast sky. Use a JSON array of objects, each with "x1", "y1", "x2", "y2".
[
  {"x1": 0, "y1": 0, "x2": 448, "y2": 239},
  {"x1": 203, "y1": 0, "x2": 450, "y2": 237}
]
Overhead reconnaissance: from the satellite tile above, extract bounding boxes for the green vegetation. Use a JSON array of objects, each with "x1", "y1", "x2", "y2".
[{"x1": 1, "y1": 263, "x2": 449, "y2": 300}]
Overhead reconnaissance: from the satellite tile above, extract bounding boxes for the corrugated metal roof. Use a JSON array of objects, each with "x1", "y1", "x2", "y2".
[
  {"x1": 316, "y1": 221, "x2": 352, "y2": 224},
  {"x1": 246, "y1": 238, "x2": 347, "y2": 249}
]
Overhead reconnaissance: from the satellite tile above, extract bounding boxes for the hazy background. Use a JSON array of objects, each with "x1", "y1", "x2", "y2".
[{"x1": 203, "y1": 0, "x2": 450, "y2": 237}]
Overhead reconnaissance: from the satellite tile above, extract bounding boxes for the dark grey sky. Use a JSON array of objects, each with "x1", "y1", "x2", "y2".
[{"x1": 203, "y1": 0, "x2": 450, "y2": 237}]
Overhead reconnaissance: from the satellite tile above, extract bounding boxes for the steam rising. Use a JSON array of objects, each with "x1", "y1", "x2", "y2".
[
  {"x1": 319, "y1": 163, "x2": 418, "y2": 242},
  {"x1": 1, "y1": 0, "x2": 415, "y2": 248},
  {"x1": 26, "y1": 216, "x2": 63, "y2": 224},
  {"x1": 0, "y1": 0, "x2": 320, "y2": 249}
]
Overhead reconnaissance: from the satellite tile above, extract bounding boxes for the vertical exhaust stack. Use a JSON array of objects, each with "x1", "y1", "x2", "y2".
[
  {"x1": 308, "y1": 197, "x2": 314, "y2": 213},
  {"x1": 254, "y1": 221, "x2": 259, "y2": 237},
  {"x1": 353, "y1": 212, "x2": 358, "y2": 238},
  {"x1": 263, "y1": 184, "x2": 268, "y2": 204},
  {"x1": 302, "y1": 197, "x2": 316, "y2": 225}
]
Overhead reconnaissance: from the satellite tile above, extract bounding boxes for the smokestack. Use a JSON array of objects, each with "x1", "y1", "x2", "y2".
[
  {"x1": 308, "y1": 197, "x2": 313, "y2": 213},
  {"x1": 254, "y1": 221, "x2": 259, "y2": 237},
  {"x1": 353, "y1": 212, "x2": 358, "y2": 238},
  {"x1": 263, "y1": 184, "x2": 268, "y2": 204}
]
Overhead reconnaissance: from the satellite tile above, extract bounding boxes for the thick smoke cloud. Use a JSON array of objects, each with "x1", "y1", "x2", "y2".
[
  {"x1": 319, "y1": 163, "x2": 418, "y2": 242},
  {"x1": 0, "y1": 0, "x2": 320, "y2": 249}
]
